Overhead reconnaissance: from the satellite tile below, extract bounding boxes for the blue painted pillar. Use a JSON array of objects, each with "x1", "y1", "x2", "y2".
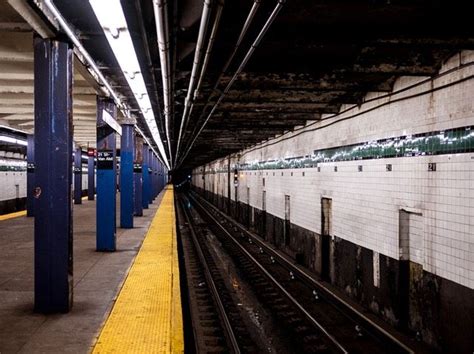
[
  {"x1": 148, "y1": 148, "x2": 153, "y2": 204},
  {"x1": 142, "y1": 143, "x2": 150, "y2": 209},
  {"x1": 151, "y1": 154, "x2": 157, "y2": 199},
  {"x1": 134, "y1": 135, "x2": 143, "y2": 216},
  {"x1": 155, "y1": 158, "x2": 160, "y2": 196},
  {"x1": 34, "y1": 38, "x2": 73, "y2": 313},
  {"x1": 87, "y1": 148, "x2": 95, "y2": 200},
  {"x1": 74, "y1": 147, "x2": 82, "y2": 204},
  {"x1": 120, "y1": 124, "x2": 134, "y2": 228},
  {"x1": 157, "y1": 160, "x2": 161, "y2": 193},
  {"x1": 156, "y1": 158, "x2": 161, "y2": 196},
  {"x1": 155, "y1": 157, "x2": 159, "y2": 196},
  {"x1": 161, "y1": 163, "x2": 165, "y2": 191},
  {"x1": 117, "y1": 151, "x2": 121, "y2": 192},
  {"x1": 149, "y1": 154, "x2": 154, "y2": 200},
  {"x1": 164, "y1": 166, "x2": 168, "y2": 187},
  {"x1": 26, "y1": 134, "x2": 35, "y2": 217},
  {"x1": 96, "y1": 97, "x2": 117, "y2": 251},
  {"x1": 157, "y1": 161, "x2": 162, "y2": 193},
  {"x1": 160, "y1": 164, "x2": 164, "y2": 191}
]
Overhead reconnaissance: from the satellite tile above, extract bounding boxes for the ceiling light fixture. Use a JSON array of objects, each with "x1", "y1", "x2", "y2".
[
  {"x1": 42, "y1": 0, "x2": 121, "y2": 106},
  {"x1": 89, "y1": 0, "x2": 170, "y2": 169},
  {"x1": 34, "y1": 0, "x2": 167, "y2": 167}
]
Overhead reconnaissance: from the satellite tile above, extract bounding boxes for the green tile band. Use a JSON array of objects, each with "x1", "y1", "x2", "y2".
[
  {"x1": 232, "y1": 125, "x2": 474, "y2": 171},
  {"x1": 0, "y1": 160, "x2": 27, "y2": 172}
]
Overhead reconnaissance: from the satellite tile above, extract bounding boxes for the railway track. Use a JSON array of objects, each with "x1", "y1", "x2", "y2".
[
  {"x1": 184, "y1": 190, "x2": 420, "y2": 354},
  {"x1": 176, "y1": 196, "x2": 258, "y2": 353}
]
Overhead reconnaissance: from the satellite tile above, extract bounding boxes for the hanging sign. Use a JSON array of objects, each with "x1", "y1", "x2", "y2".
[{"x1": 97, "y1": 150, "x2": 114, "y2": 169}]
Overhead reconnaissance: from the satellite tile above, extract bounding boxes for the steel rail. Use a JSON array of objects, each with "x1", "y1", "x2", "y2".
[
  {"x1": 178, "y1": 197, "x2": 241, "y2": 354},
  {"x1": 192, "y1": 191, "x2": 416, "y2": 354},
  {"x1": 188, "y1": 193, "x2": 349, "y2": 353}
]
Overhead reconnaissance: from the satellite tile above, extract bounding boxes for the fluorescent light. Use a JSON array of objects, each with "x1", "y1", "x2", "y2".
[
  {"x1": 0, "y1": 135, "x2": 28, "y2": 146},
  {"x1": 89, "y1": 0, "x2": 170, "y2": 170},
  {"x1": 42, "y1": 0, "x2": 121, "y2": 106}
]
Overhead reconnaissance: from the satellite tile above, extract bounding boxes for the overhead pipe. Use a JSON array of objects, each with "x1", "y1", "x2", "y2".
[
  {"x1": 7, "y1": 0, "x2": 54, "y2": 38},
  {"x1": 40, "y1": 0, "x2": 169, "y2": 168},
  {"x1": 27, "y1": 0, "x2": 169, "y2": 168},
  {"x1": 177, "y1": 0, "x2": 225, "y2": 157},
  {"x1": 153, "y1": 0, "x2": 174, "y2": 167},
  {"x1": 211, "y1": 0, "x2": 261, "y2": 92},
  {"x1": 135, "y1": 0, "x2": 167, "y2": 146},
  {"x1": 176, "y1": 0, "x2": 214, "y2": 158},
  {"x1": 40, "y1": 0, "x2": 122, "y2": 107},
  {"x1": 176, "y1": 0, "x2": 261, "y2": 161},
  {"x1": 176, "y1": 0, "x2": 286, "y2": 168},
  {"x1": 194, "y1": 0, "x2": 225, "y2": 99}
]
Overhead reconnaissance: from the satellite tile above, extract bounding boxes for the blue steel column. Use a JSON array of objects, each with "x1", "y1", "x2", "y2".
[
  {"x1": 161, "y1": 163, "x2": 165, "y2": 190},
  {"x1": 142, "y1": 143, "x2": 150, "y2": 209},
  {"x1": 161, "y1": 164, "x2": 165, "y2": 189},
  {"x1": 152, "y1": 154, "x2": 157, "y2": 199},
  {"x1": 156, "y1": 158, "x2": 161, "y2": 196},
  {"x1": 157, "y1": 159, "x2": 161, "y2": 193},
  {"x1": 150, "y1": 154, "x2": 155, "y2": 199},
  {"x1": 34, "y1": 38, "x2": 73, "y2": 313},
  {"x1": 157, "y1": 161, "x2": 163, "y2": 194},
  {"x1": 87, "y1": 148, "x2": 95, "y2": 200},
  {"x1": 160, "y1": 162, "x2": 165, "y2": 192},
  {"x1": 74, "y1": 147, "x2": 82, "y2": 204},
  {"x1": 148, "y1": 148, "x2": 153, "y2": 204},
  {"x1": 120, "y1": 124, "x2": 134, "y2": 228},
  {"x1": 26, "y1": 134, "x2": 35, "y2": 216},
  {"x1": 96, "y1": 97, "x2": 117, "y2": 251},
  {"x1": 134, "y1": 135, "x2": 143, "y2": 216}
]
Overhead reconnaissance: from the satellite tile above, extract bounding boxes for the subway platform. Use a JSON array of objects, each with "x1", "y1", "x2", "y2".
[{"x1": 0, "y1": 186, "x2": 183, "y2": 353}]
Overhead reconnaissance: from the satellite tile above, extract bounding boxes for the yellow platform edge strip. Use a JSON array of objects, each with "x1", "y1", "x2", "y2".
[
  {"x1": 92, "y1": 185, "x2": 184, "y2": 354},
  {"x1": 0, "y1": 196, "x2": 89, "y2": 221},
  {"x1": 0, "y1": 210, "x2": 27, "y2": 221}
]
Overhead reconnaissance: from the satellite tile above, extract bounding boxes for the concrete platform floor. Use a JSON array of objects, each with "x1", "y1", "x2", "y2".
[{"x1": 0, "y1": 194, "x2": 162, "y2": 353}]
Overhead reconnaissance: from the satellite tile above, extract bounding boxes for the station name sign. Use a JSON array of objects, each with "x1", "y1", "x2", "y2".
[
  {"x1": 133, "y1": 163, "x2": 142, "y2": 173},
  {"x1": 97, "y1": 150, "x2": 114, "y2": 169}
]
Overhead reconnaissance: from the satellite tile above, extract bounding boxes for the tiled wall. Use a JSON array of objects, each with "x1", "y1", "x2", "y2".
[
  {"x1": 193, "y1": 51, "x2": 474, "y2": 290},
  {"x1": 0, "y1": 169, "x2": 89, "y2": 202},
  {"x1": 0, "y1": 171, "x2": 26, "y2": 201}
]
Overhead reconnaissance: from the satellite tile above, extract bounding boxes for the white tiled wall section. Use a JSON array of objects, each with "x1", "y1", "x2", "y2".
[
  {"x1": 0, "y1": 172, "x2": 90, "y2": 201},
  {"x1": 193, "y1": 52, "x2": 474, "y2": 289},
  {"x1": 0, "y1": 172, "x2": 26, "y2": 201}
]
